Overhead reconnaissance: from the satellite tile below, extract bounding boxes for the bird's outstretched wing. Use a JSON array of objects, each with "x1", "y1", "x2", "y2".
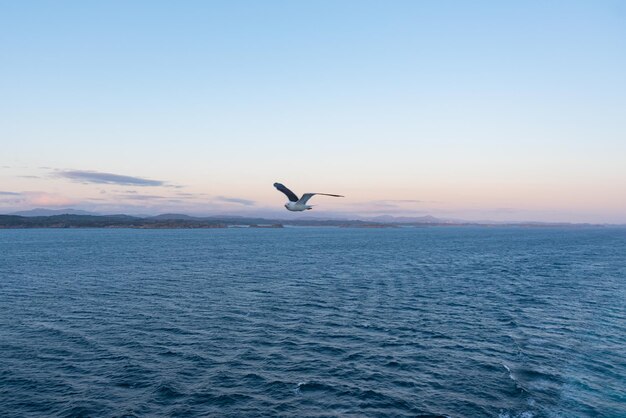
[
  {"x1": 298, "y1": 193, "x2": 344, "y2": 205},
  {"x1": 273, "y1": 183, "x2": 299, "y2": 202}
]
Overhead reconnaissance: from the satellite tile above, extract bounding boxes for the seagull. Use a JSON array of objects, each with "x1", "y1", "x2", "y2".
[{"x1": 273, "y1": 182, "x2": 344, "y2": 211}]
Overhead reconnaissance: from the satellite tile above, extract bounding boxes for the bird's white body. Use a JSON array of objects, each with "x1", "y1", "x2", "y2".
[
  {"x1": 284, "y1": 202, "x2": 313, "y2": 211},
  {"x1": 273, "y1": 182, "x2": 343, "y2": 212}
]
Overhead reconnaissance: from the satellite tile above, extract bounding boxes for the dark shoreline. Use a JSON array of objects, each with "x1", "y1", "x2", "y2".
[{"x1": 0, "y1": 214, "x2": 607, "y2": 229}]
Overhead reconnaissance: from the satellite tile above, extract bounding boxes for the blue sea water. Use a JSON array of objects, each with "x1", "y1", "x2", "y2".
[{"x1": 0, "y1": 227, "x2": 624, "y2": 417}]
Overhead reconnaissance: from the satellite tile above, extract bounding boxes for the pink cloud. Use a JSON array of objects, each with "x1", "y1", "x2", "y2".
[{"x1": 24, "y1": 192, "x2": 77, "y2": 207}]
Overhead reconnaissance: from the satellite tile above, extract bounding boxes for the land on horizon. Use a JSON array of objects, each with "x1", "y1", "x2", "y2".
[{"x1": 0, "y1": 209, "x2": 613, "y2": 229}]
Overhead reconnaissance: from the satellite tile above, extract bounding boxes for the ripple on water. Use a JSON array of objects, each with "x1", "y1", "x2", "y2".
[{"x1": 0, "y1": 227, "x2": 624, "y2": 417}]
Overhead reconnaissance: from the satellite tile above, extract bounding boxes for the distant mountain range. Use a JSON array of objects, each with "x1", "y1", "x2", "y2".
[
  {"x1": 0, "y1": 213, "x2": 387, "y2": 229},
  {"x1": 6, "y1": 209, "x2": 451, "y2": 223},
  {"x1": 364, "y1": 215, "x2": 453, "y2": 224},
  {"x1": 0, "y1": 210, "x2": 609, "y2": 229},
  {"x1": 10, "y1": 208, "x2": 100, "y2": 217}
]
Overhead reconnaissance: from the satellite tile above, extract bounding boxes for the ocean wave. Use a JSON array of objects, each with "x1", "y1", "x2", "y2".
[{"x1": 1, "y1": 227, "x2": 624, "y2": 416}]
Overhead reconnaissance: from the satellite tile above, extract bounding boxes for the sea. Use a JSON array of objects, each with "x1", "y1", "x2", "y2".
[{"x1": 0, "y1": 227, "x2": 624, "y2": 417}]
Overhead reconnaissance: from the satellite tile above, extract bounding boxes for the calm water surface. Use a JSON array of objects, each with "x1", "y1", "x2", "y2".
[{"x1": 0, "y1": 227, "x2": 625, "y2": 417}]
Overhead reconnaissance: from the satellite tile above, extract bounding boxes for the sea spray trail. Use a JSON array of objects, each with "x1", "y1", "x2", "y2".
[{"x1": 0, "y1": 227, "x2": 625, "y2": 417}]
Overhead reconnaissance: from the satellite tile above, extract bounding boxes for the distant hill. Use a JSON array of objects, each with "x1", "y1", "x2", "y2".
[
  {"x1": 0, "y1": 214, "x2": 226, "y2": 229},
  {"x1": 9, "y1": 208, "x2": 99, "y2": 217},
  {"x1": 149, "y1": 213, "x2": 200, "y2": 220},
  {"x1": 0, "y1": 212, "x2": 605, "y2": 229},
  {"x1": 366, "y1": 215, "x2": 450, "y2": 224},
  {"x1": 0, "y1": 213, "x2": 390, "y2": 229}
]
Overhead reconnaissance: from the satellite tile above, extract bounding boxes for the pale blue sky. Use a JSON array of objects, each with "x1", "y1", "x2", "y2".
[{"x1": 1, "y1": 1, "x2": 625, "y2": 222}]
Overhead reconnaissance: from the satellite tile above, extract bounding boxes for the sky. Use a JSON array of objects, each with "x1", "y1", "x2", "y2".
[{"x1": 1, "y1": 1, "x2": 625, "y2": 222}]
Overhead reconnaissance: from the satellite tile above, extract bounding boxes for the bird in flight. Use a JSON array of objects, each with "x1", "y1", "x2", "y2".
[{"x1": 273, "y1": 182, "x2": 344, "y2": 211}]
